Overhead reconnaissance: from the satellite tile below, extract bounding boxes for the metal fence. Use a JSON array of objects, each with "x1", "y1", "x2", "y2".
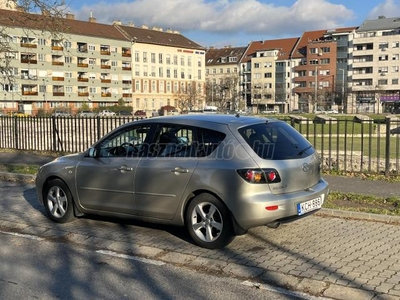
[{"x1": 1, "y1": 115, "x2": 400, "y2": 176}]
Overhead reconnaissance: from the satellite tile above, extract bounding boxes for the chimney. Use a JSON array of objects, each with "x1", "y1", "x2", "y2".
[
  {"x1": 66, "y1": 13, "x2": 75, "y2": 20},
  {"x1": 89, "y1": 10, "x2": 97, "y2": 23}
]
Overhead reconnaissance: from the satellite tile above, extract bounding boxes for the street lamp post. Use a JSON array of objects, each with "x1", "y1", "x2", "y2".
[
  {"x1": 314, "y1": 66, "x2": 318, "y2": 113},
  {"x1": 339, "y1": 68, "x2": 345, "y2": 113}
]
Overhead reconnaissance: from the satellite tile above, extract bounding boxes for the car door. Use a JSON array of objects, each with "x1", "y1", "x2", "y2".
[
  {"x1": 75, "y1": 124, "x2": 152, "y2": 215},
  {"x1": 134, "y1": 124, "x2": 198, "y2": 220}
]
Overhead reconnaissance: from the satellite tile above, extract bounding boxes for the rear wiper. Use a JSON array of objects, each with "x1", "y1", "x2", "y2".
[{"x1": 297, "y1": 145, "x2": 312, "y2": 156}]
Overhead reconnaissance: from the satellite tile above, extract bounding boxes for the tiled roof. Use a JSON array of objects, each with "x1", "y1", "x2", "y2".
[
  {"x1": 0, "y1": 9, "x2": 129, "y2": 41},
  {"x1": 0, "y1": 8, "x2": 205, "y2": 49},
  {"x1": 291, "y1": 30, "x2": 327, "y2": 59},
  {"x1": 205, "y1": 46, "x2": 247, "y2": 66},
  {"x1": 118, "y1": 24, "x2": 205, "y2": 50},
  {"x1": 241, "y1": 37, "x2": 299, "y2": 63}
]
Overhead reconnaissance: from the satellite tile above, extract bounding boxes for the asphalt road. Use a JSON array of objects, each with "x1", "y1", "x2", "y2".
[{"x1": 1, "y1": 180, "x2": 400, "y2": 299}]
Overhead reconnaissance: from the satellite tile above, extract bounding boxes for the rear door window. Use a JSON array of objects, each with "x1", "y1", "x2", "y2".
[{"x1": 239, "y1": 122, "x2": 314, "y2": 160}]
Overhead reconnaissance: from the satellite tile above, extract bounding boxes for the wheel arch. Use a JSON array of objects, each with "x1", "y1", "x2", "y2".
[
  {"x1": 181, "y1": 189, "x2": 247, "y2": 236},
  {"x1": 42, "y1": 176, "x2": 84, "y2": 217}
]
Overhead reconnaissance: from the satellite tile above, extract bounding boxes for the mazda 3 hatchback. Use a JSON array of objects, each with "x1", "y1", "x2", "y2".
[{"x1": 36, "y1": 114, "x2": 329, "y2": 249}]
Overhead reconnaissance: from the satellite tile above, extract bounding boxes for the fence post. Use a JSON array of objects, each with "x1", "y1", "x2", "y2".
[
  {"x1": 14, "y1": 117, "x2": 18, "y2": 150},
  {"x1": 52, "y1": 116, "x2": 57, "y2": 152},
  {"x1": 385, "y1": 117, "x2": 390, "y2": 177}
]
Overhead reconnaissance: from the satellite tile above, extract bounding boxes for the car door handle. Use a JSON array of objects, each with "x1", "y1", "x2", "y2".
[
  {"x1": 171, "y1": 167, "x2": 189, "y2": 174},
  {"x1": 118, "y1": 165, "x2": 133, "y2": 172}
]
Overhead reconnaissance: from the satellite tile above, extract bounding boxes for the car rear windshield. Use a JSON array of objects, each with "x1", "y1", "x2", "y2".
[{"x1": 238, "y1": 121, "x2": 315, "y2": 160}]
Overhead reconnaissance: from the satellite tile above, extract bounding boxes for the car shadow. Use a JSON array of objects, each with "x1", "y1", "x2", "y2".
[{"x1": 22, "y1": 186, "x2": 194, "y2": 245}]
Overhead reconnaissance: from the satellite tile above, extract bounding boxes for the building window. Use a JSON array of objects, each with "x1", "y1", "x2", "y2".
[
  {"x1": 264, "y1": 72, "x2": 272, "y2": 78},
  {"x1": 151, "y1": 53, "x2": 156, "y2": 64},
  {"x1": 392, "y1": 78, "x2": 399, "y2": 85},
  {"x1": 159, "y1": 53, "x2": 163, "y2": 64},
  {"x1": 135, "y1": 51, "x2": 140, "y2": 62},
  {"x1": 88, "y1": 44, "x2": 95, "y2": 51},
  {"x1": 254, "y1": 63, "x2": 260, "y2": 68},
  {"x1": 143, "y1": 52, "x2": 147, "y2": 63}
]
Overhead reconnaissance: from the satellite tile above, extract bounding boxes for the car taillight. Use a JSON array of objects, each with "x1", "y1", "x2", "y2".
[{"x1": 237, "y1": 168, "x2": 281, "y2": 184}]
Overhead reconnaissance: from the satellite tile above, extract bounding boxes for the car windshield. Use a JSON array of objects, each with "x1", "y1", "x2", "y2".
[{"x1": 238, "y1": 121, "x2": 314, "y2": 160}]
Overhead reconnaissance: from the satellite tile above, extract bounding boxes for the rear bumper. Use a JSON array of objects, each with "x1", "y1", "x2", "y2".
[{"x1": 230, "y1": 178, "x2": 329, "y2": 231}]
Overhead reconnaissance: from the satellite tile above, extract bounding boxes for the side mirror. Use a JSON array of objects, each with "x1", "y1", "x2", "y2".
[{"x1": 88, "y1": 147, "x2": 97, "y2": 157}]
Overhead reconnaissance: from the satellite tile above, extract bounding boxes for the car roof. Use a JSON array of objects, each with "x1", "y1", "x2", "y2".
[{"x1": 127, "y1": 113, "x2": 278, "y2": 129}]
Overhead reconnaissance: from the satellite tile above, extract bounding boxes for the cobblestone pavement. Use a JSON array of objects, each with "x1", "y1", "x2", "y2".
[{"x1": 0, "y1": 181, "x2": 399, "y2": 300}]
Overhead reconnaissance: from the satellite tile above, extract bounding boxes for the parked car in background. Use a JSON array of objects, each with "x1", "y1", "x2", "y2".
[
  {"x1": 9, "y1": 111, "x2": 30, "y2": 117},
  {"x1": 52, "y1": 111, "x2": 71, "y2": 117},
  {"x1": 326, "y1": 109, "x2": 339, "y2": 114},
  {"x1": 134, "y1": 110, "x2": 146, "y2": 117},
  {"x1": 117, "y1": 110, "x2": 132, "y2": 117},
  {"x1": 35, "y1": 114, "x2": 329, "y2": 249},
  {"x1": 262, "y1": 109, "x2": 278, "y2": 114},
  {"x1": 290, "y1": 109, "x2": 303, "y2": 114},
  {"x1": 98, "y1": 110, "x2": 116, "y2": 117},
  {"x1": 78, "y1": 110, "x2": 97, "y2": 117}
]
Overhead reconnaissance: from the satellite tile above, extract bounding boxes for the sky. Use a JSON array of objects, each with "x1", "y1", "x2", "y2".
[{"x1": 63, "y1": 0, "x2": 400, "y2": 48}]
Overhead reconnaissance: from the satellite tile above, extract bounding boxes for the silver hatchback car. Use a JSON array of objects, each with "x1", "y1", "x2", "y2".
[{"x1": 36, "y1": 114, "x2": 329, "y2": 249}]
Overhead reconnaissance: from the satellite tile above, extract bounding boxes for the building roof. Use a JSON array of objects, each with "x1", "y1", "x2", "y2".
[
  {"x1": 0, "y1": 9, "x2": 129, "y2": 41},
  {"x1": 241, "y1": 37, "x2": 299, "y2": 63},
  {"x1": 118, "y1": 24, "x2": 205, "y2": 50},
  {"x1": 357, "y1": 16, "x2": 400, "y2": 32},
  {"x1": 290, "y1": 30, "x2": 327, "y2": 59},
  {"x1": 0, "y1": 8, "x2": 205, "y2": 49},
  {"x1": 205, "y1": 46, "x2": 247, "y2": 66}
]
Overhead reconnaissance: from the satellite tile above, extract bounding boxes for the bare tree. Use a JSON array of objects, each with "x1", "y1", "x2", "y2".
[
  {"x1": 174, "y1": 81, "x2": 203, "y2": 111},
  {"x1": 205, "y1": 74, "x2": 240, "y2": 111},
  {"x1": 0, "y1": 0, "x2": 68, "y2": 85}
]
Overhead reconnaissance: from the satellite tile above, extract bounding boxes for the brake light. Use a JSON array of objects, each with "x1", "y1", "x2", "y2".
[{"x1": 237, "y1": 168, "x2": 281, "y2": 184}]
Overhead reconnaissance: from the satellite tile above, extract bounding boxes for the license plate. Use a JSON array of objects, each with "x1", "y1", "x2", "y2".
[{"x1": 297, "y1": 197, "x2": 322, "y2": 215}]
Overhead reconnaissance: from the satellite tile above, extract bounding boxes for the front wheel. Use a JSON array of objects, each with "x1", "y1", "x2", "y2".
[
  {"x1": 43, "y1": 179, "x2": 75, "y2": 223},
  {"x1": 185, "y1": 194, "x2": 234, "y2": 249}
]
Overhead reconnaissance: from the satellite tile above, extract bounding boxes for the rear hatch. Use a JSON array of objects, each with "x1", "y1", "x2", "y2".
[{"x1": 237, "y1": 120, "x2": 321, "y2": 195}]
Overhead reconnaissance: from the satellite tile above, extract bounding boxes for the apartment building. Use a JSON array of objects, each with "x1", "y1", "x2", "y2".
[
  {"x1": 240, "y1": 38, "x2": 299, "y2": 113},
  {"x1": 205, "y1": 46, "x2": 247, "y2": 111},
  {"x1": 0, "y1": 8, "x2": 205, "y2": 115},
  {"x1": 352, "y1": 16, "x2": 400, "y2": 113}
]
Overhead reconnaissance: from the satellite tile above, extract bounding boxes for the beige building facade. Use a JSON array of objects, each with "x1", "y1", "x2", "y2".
[{"x1": 0, "y1": 8, "x2": 205, "y2": 115}]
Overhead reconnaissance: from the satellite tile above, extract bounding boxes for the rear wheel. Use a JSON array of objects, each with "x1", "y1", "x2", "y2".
[
  {"x1": 185, "y1": 194, "x2": 234, "y2": 249},
  {"x1": 43, "y1": 179, "x2": 75, "y2": 223}
]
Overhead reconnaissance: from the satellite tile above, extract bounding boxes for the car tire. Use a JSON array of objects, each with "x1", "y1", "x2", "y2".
[
  {"x1": 43, "y1": 179, "x2": 75, "y2": 223},
  {"x1": 185, "y1": 194, "x2": 234, "y2": 249}
]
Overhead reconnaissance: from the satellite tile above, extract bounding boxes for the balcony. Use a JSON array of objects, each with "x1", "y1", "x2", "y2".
[
  {"x1": 101, "y1": 93, "x2": 111, "y2": 97},
  {"x1": 21, "y1": 59, "x2": 37, "y2": 64},
  {"x1": 22, "y1": 91, "x2": 38, "y2": 96},
  {"x1": 78, "y1": 63, "x2": 88, "y2": 68},
  {"x1": 101, "y1": 65, "x2": 111, "y2": 69},
  {"x1": 52, "y1": 46, "x2": 64, "y2": 51},
  {"x1": 52, "y1": 77, "x2": 64, "y2": 81},
  {"x1": 20, "y1": 43, "x2": 37, "y2": 48},
  {"x1": 100, "y1": 51, "x2": 111, "y2": 55},
  {"x1": 122, "y1": 67, "x2": 132, "y2": 71},
  {"x1": 78, "y1": 77, "x2": 89, "y2": 82},
  {"x1": 78, "y1": 92, "x2": 89, "y2": 97},
  {"x1": 52, "y1": 61, "x2": 64, "y2": 66},
  {"x1": 101, "y1": 79, "x2": 111, "y2": 83},
  {"x1": 53, "y1": 92, "x2": 65, "y2": 97},
  {"x1": 122, "y1": 80, "x2": 132, "y2": 84},
  {"x1": 122, "y1": 93, "x2": 132, "y2": 98}
]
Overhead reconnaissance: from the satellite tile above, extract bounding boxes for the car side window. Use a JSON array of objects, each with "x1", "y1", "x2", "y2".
[
  {"x1": 150, "y1": 125, "x2": 195, "y2": 157},
  {"x1": 98, "y1": 125, "x2": 151, "y2": 157},
  {"x1": 194, "y1": 128, "x2": 226, "y2": 157}
]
